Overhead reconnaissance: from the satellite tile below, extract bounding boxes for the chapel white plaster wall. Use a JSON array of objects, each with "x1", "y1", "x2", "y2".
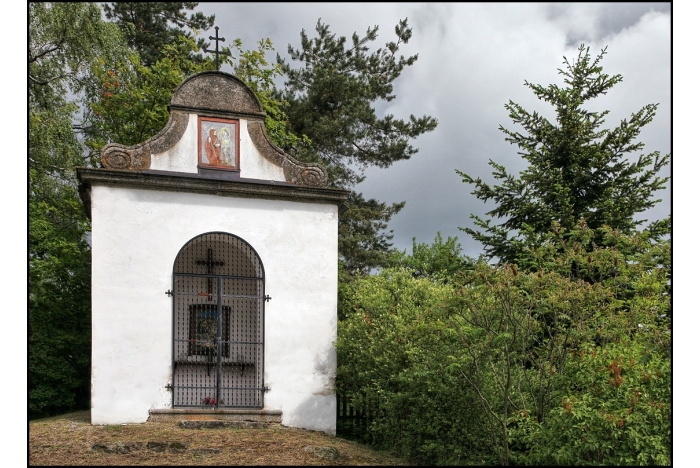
[
  {"x1": 238, "y1": 119, "x2": 286, "y2": 181},
  {"x1": 150, "y1": 114, "x2": 199, "y2": 173},
  {"x1": 90, "y1": 185, "x2": 338, "y2": 433},
  {"x1": 148, "y1": 115, "x2": 286, "y2": 182}
]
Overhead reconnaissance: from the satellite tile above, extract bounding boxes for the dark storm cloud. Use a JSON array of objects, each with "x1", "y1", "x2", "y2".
[
  {"x1": 546, "y1": 3, "x2": 671, "y2": 46},
  {"x1": 596, "y1": 3, "x2": 671, "y2": 40}
]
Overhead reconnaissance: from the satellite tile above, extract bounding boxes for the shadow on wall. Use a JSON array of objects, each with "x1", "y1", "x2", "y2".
[
  {"x1": 315, "y1": 344, "x2": 337, "y2": 395},
  {"x1": 284, "y1": 394, "x2": 337, "y2": 435}
]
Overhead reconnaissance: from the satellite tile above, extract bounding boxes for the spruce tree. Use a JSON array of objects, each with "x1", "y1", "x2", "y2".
[{"x1": 458, "y1": 45, "x2": 669, "y2": 265}]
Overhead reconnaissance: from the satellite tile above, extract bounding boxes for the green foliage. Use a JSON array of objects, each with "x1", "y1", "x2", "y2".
[
  {"x1": 516, "y1": 219, "x2": 671, "y2": 323},
  {"x1": 337, "y1": 225, "x2": 670, "y2": 465},
  {"x1": 448, "y1": 225, "x2": 669, "y2": 465},
  {"x1": 279, "y1": 19, "x2": 438, "y2": 272},
  {"x1": 337, "y1": 268, "x2": 493, "y2": 464},
  {"x1": 510, "y1": 340, "x2": 670, "y2": 466},
  {"x1": 280, "y1": 18, "x2": 438, "y2": 187},
  {"x1": 458, "y1": 45, "x2": 670, "y2": 264},
  {"x1": 83, "y1": 35, "x2": 221, "y2": 163},
  {"x1": 444, "y1": 259, "x2": 616, "y2": 464},
  {"x1": 29, "y1": 200, "x2": 92, "y2": 419},
  {"x1": 103, "y1": 2, "x2": 215, "y2": 67},
  {"x1": 29, "y1": 2, "x2": 131, "y2": 418},
  {"x1": 389, "y1": 232, "x2": 475, "y2": 282},
  {"x1": 338, "y1": 192, "x2": 405, "y2": 274},
  {"x1": 30, "y1": 2, "x2": 129, "y2": 182},
  {"x1": 232, "y1": 38, "x2": 311, "y2": 152},
  {"x1": 29, "y1": 3, "x2": 129, "y2": 100}
]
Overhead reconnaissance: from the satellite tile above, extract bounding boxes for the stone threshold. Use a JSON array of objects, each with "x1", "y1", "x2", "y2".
[{"x1": 149, "y1": 408, "x2": 282, "y2": 424}]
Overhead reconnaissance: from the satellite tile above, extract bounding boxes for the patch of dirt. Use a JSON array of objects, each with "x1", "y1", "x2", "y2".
[{"x1": 29, "y1": 411, "x2": 407, "y2": 466}]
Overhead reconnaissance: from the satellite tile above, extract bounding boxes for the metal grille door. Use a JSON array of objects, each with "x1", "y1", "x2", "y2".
[{"x1": 170, "y1": 232, "x2": 266, "y2": 408}]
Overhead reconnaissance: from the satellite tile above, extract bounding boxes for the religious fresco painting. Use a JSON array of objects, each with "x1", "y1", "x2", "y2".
[{"x1": 198, "y1": 117, "x2": 239, "y2": 169}]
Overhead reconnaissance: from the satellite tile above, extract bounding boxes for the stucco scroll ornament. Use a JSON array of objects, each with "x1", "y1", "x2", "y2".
[
  {"x1": 247, "y1": 121, "x2": 329, "y2": 187},
  {"x1": 100, "y1": 111, "x2": 189, "y2": 170}
]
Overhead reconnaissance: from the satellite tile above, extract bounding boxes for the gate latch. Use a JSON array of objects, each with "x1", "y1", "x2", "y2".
[
  {"x1": 165, "y1": 289, "x2": 174, "y2": 297},
  {"x1": 264, "y1": 295, "x2": 272, "y2": 302},
  {"x1": 165, "y1": 383, "x2": 173, "y2": 391}
]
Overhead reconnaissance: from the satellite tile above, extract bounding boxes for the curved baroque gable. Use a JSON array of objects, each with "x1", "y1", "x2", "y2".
[
  {"x1": 101, "y1": 111, "x2": 189, "y2": 170},
  {"x1": 99, "y1": 71, "x2": 329, "y2": 187},
  {"x1": 247, "y1": 122, "x2": 328, "y2": 187},
  {"x1": 170, "y1": 72, "x2": 264, "y2": 116}
]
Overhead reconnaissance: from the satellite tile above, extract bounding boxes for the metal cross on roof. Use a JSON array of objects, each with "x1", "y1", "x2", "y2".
[{"x1": 204, "y1": 26, "x2": 231, "y2": 70}]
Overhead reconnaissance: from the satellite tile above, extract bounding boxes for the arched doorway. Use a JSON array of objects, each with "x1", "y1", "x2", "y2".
[{"x1": 170, "y1": 232, "x2": 266, "y2": 408}]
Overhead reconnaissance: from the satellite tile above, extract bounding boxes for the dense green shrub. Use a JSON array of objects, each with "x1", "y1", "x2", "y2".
[
  {"x1": 510, "y1": 340, "x2": 670, "y2": 465},
  {"x1": 29, "y1": 200, "x2": 92, "y2": 419},
  {"x1": 337, "y1": 268, "x2": 496, "y2": 464},
  {"x1": 336, "y1": 225, "x2": 670, "y2": 465}
]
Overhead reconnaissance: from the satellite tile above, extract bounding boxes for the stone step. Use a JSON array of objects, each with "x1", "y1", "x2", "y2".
[
  {"x1": 177, "y1": 420, "x2": 269, "y2": 429},
  {"x1": 149, "y1": 408, "x2": 282, "y2": 424}
]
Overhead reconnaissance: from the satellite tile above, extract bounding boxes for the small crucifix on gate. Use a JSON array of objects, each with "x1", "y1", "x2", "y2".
[
  {"x1": 203, "y1": 26, "x2": 232, "y2": 70},
  {"x1": 196, "y1": 249, "x2": 225, "y2": 301}
]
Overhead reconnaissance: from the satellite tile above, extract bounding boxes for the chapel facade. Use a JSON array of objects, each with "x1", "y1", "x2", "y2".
[{"x1": 77, "y1": 71, "x2": 348, "y2": 434}]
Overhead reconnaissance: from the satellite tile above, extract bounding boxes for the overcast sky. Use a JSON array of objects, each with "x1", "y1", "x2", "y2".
[{"x1": 195, "y1": 3, "x2": 671, "y2": 258}]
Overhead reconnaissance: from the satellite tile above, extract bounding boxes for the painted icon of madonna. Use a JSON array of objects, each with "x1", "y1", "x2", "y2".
[{"x1": 198, "y1": 117, "x2": 240, "y2": 170}]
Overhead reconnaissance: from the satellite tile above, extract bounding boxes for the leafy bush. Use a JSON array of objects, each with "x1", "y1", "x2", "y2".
[
  {"x1": 337, "y1": 268, "x2": 495, "y2": 464},
  {"x1": 388, "y1": 232, "x2": 475, "y2": 282},
  {"x1": 29, "y1": 200, "x2": 92, "y2": 419},
  {"x1": 336, "y1": 226, "x2": 670, "y2": 465},
  {"x1": 510, "y1": 340, "x2": 670, "y2": 465}
]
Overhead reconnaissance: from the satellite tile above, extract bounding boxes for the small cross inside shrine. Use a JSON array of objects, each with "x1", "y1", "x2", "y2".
[
  {"x1": 196, "y1": 248, "x2": 225, "y2": 301},
  {"x1": 204, "y1": 26, "x2": 232, "y2": 70}
]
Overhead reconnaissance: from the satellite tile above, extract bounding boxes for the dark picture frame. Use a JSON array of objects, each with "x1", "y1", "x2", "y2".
[
  {"x1": 198, "y1": 116, "x2": 240, "y2": 170},
  {"x1": 188, "y1": 304, "x2": 231, "y2": 358}
]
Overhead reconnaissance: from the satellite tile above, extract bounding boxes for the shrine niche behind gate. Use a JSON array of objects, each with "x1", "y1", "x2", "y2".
[{"x1": 171, "y1": 232, "x2": 266, "y2": 408}]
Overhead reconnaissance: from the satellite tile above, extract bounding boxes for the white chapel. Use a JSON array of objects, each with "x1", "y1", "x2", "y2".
[{"x1": 77, "y1": 71, "x2": 348, "y2": 434}]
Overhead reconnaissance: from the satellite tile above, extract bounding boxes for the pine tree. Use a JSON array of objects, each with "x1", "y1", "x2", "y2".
[
  {"x1": 87, "y1": 13, "x2": 439, "y2": 274},
  {"x1": 278, "y1": 19, "x2": 438, "y2": 272},
  {"x1": 102, "y1": 2, "x2": 215, "y2": 67},
  {"x1": 458, "y1": 45, "x2": 669, "y2": 265}
]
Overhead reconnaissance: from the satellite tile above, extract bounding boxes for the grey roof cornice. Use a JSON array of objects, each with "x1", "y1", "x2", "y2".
[{"x1": 77, "y1": 167, "x2": 349, "y2": 220}]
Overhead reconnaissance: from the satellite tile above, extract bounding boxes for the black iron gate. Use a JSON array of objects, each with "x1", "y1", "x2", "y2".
[{"x1": 169, "y1": 232, "x2": 267, "y2": 408}]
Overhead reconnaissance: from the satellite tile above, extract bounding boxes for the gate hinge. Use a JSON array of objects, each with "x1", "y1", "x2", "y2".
[
  {"x1": 165, "y1": 289, "x2": 174, "y2": 297},
  {"x1": 264, "y1": 295, "x2": 272, "y2": 302},
  {"x1": 264, "y1": 385, "x2": 271, "y2": 393},
  {"x1": 165, "y1": 383, "x2": 173, "y2": 391}
]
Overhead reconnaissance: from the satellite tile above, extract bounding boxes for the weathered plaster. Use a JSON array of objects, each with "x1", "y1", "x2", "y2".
[
  {"x1": 89, "y1": 185, "x2": 339, "y2": 433},
  {"x1": 170, "y1": 71, "x2": 264, "y2": 116},
  {"x1": 149, "y1": 113, "x2": 199, "y2": 174},
  {"x1": 238, "y1": 119, "x2": 286, "y2": 181}
]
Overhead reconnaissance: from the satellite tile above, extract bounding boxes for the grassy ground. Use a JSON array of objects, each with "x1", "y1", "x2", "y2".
[{"x1": 29, "y1": 411, "x2": 407, "y2": 466}]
